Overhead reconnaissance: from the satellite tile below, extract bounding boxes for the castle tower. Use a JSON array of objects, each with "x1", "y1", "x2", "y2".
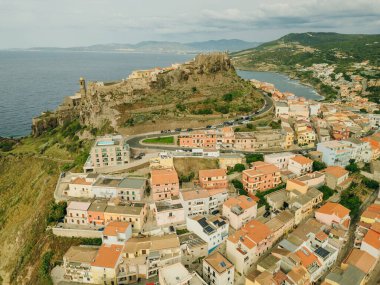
[{"x1": 79, "y1": 77, "x2": 86, "y2": 97}]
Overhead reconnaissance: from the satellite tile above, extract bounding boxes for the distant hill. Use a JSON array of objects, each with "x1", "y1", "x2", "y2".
[
  {"x1": 232, "y1": 32, "x2": 380, "y2": 69},
  {"x1": 20, "y1": 39, "x2": 260, "y2": 53}
]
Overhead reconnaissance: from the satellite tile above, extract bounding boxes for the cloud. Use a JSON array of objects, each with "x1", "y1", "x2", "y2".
[{"x1": 0, "y1": 0, "x2": 379, "y2": 48}]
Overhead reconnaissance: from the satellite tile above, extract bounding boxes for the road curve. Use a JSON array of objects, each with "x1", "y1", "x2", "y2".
[{"x1": 126, "y1": 94, "x2": 276, "y2": 152}]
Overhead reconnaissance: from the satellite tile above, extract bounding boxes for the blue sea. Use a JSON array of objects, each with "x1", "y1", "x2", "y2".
[{"x1": 0, "y1": 51, "x2": 320, "y2": 137}]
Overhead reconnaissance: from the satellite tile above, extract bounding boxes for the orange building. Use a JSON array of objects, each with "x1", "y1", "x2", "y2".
[
  {"x1": 199, "y1": 168, "x2": 228, "y2": 190},
  {"x1": 242, "y1": 161, "x2": 281, "y2": 193},
  {"x1": 88, "y1": 200, "x2": 108, "y2": 225},
  {"x1": 150, "y1": 168, "x2": 179, "y2": 201}
]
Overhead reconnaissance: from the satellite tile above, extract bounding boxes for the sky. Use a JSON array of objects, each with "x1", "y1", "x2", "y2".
[{"x1": 1, "y1": 0, "x2": 379, "y2": 49}]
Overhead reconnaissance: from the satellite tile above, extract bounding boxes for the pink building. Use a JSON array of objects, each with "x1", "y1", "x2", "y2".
[
  {"x1": 199, "y1": 169, "x2": 228, "y2": 190},
  {"x1": 223, "y1": 195, "x2": 257, "y2": 230},
  {"x1": 315, "y1": 202, "x2": 351, "y2": 230},
  {"x1": 242, "y1": 161, "x2": 281, "y2": 193},
  {"x1": 65, "y1": 201, "x2": 91, "y2": 225},
  {"x1": 150, "y1": 168, "x2": 179, "y2": 201},
  {"x1": 179, "y1": 130, "x2": 217, "y2": 148}
]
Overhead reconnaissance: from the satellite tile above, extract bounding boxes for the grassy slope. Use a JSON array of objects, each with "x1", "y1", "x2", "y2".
[
  {"x1": 0, "y1": 123, "x2": 93, "y2": 284},
  {"x1": 142, "y1": 136, "x2": 174, "y2": 144},
  {"x1": 174, "y1": 158, "x2": 219, "y2": 179}
]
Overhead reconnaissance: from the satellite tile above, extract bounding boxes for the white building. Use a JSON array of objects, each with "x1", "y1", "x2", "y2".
[
  {"x1": 222, "y1": 195, "x2": 257, "y2": 230},
  {"x1": 102, "y1": 221, "x2": 132, "y2": 245},
  {"x1": 264, "y1": 152, "x2": 296, "y2": 170},
  {"x1": 186, "y1": 215, "x2": 229, "y2": 253},
  {"x1": 344, "y1": 138, "x2": 372, "y2": 163},
  {"x1": 159, "y1": 262, "x2": 207, "y2": 285},
  {"x1": 203, "y1": 251, "x2": 234, "y2": 285},
  {"x1": 67, "y1": 173, "x2": 98, "y2": 198},
  {"x1": 288, "y1": 155, "x2": 313, "y2": 176},
  {"x1": 180, "y1": 188, "x2": 228, "y2": 217},
  {"x1": 154, "y1": 201, "x2": 185, "y2": 226},
  {"x1": 275, "y1": 101, "x2": 289, "y2": 118},
  {"x1": 317, "y1": 140, "x2": 354, "y2": 167}
]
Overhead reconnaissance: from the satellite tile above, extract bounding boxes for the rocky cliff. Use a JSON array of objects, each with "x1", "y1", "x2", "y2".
[{"x1": 32, "y1": 52, "x2": 262, "y2": 136}]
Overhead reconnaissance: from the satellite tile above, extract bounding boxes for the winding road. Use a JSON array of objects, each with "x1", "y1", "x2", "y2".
[{"x1": 125, "y1": 94, "x2": 274, "y2": 151}]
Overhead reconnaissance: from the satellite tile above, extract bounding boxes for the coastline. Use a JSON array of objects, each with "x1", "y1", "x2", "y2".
[{"x1": 236, "y1": 67, "x2": 325, "y2": 102}]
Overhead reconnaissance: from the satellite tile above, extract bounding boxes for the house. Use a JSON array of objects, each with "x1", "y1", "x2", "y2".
[
  {"x1": 179, "y1": 232, "x2": 208, "y2": 268},
  {"x1": 324, "y1": 265, "x2": 366, "y2": 285},
  {"x1": 150, "y1": 168, "x2": 179, "y2": 201},
  {"x1": 226, "y1": 220, "x2": 273, "y2": 274},
  {"x1": 342, "y1": 248, "x2": 377, "y2": 277},
  {"x1": 154, "y1": 200, "x2": 185, "y2": 226},
  {"x1": 63, "y1": 246, "x2": 98, "y2": 283},
  {"x1": 344, "y1": 138, "x2": 372, "y2": 163},
  {"x1": 222, "y1": 195, "x2": 258, "y2": 230},
  {"x1": 203, "y1": 251, "x2": 234, "y2": 285},
  {"x1": 317, "y1": 140, "x2": 353, "y2": 167},
  {"x1": 264, "y1": 152, "x2": 296, "y2": 170},
  {"x1": 242, "y1": 161, "x2": 281, "y2": 193},
  {"x1": 360, "y1": 227, "x2": 380, "y2": 258},
  {"x1": 84, "y1": 135, "x2": 130, "y2": 172},
  {"x1": 91, "y1": 244, "x2": 124, "y2": 285},
  {"x1": 186, "y1": 215, "x2": 229, "y2": 253},
  {"x1": 286, "y1": 172, "x2": 325, "y2": 194},
  {"x1": 178, "y1": 129, "x2": 218, "y2": 149},
  {"x1": 65, "y1": 201, "x2": 91, "y2": 225},
  {"x1": 322, "y1": 166, "x2": 351, "y2": 191},
  {"x1": 159, "y1": 262, "x2": 207, "y2": 285},
  {"x1": 92, "y1": 176, "x2": 147, "y2": 201},
  {"x1": 87, "y1": 200, "x2": 108, "y2": 225},
  {"x1": 275, "y1": 101, "x2": 289, "y2": 118},
  {"x1": 102, "y1": 221, "x2": 132, "y2": 245},
  {"x1": 234, "y1": 130, "x2": 285, "y2": 151},
  {"x1": 265, "y1": 210, "x2": 295, "y2": 243},
  {"x1": 179, "y1": 188, "x2": 228, "y2": 217},
  {"x1": 283, "y1": 125, "x2": 295, "y2": 149},
  {"x1": 288, "y1": 155, "x2": 313, "y2": 176},
  {"x1": 198, "y1": 169, "x2": 228, "y2": 190},
  {"x1": 361, "y1": 204, "x2": 380, "y2": 224},
  {"x1": 315, "y1": 202, "x2": 351, "y2": 230},
  {"x1": 119, "y1": 234, "x2": 181, "y2": 281},
  {"x1": 104, "y1": 203, "x2": 147, "y2": 231},
  {"x1": 67, "y1": 174, "x2": 97, "y2": 198},
  {"x1": 294, "y1": 247, "x2": 322, "y2": 282}
]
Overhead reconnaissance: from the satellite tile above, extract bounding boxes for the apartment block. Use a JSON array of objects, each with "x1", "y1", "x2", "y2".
[
  {"x1": 242, "y1": 161, "x2": 281, "y2": 193},
  {"x1": 264, "y1": 152, "x2": 296, "y2": 170},
  {"x1": 198, "y1": 169, "x2": 228, "y2": 190},
  {"x1": 222, "y1": 195, "x2": 257, "y2": 230},
  {"x1": 203, "y1": 251, "x2": 234, "y2": 285},
  {"x1": 150, "y1": 168, "x2": 180, "y2": 201},
  {"x1": 317, "y1": 140, "x2": 353, "y2": 167}
]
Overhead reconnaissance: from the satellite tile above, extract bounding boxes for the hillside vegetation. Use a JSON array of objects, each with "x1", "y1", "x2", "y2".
[{"x1": 232, "y1": 32, "x2": 380, "y2": 69}]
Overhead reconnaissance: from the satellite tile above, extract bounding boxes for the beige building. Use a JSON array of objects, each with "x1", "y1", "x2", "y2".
[
  {"x1": 65, "y1": 201, "x2": 91, "y2": 225},
  {"x1": 222, "y1": 195, "x2": 257, "y2": 230},
  {"x1": 218, "y1": 153, "x2": 244, "y2": 169},
  {"x1": 203, "y1": 251, "x2": 234, "y2": 285},
  {"x1": 104, "y1": 203, "x2": 147, "y2": 231},
  {"x1": 179, "y1": 232, "x2": 208, "y2": 268},
  {"x1": 63, "y1": 246, "x2": 98, "y2": 283},
  {"x1": 234, "y1": 130, "x2": 285, "y2": 151},
  {"x1": 84, "y1": 135, "x2": 130, "y2": 172},
  {"x1": 118, "y1": 234, "x2": 181, "y2": 282}
]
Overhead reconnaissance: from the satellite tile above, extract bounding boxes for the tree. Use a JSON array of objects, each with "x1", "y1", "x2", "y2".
[
  {"x1": 318, "y1": 185, "x2": 334, "y2": 200},
  {"x1": 233, "y1": 164, "x2": 246, "y2": 173},
  {"x1": 313, "y1": 161, "x2": 327, "y2": 171},
  {"x1": 362, "y1": 177, "x2": 379, "y2": 190},
  {"x1": 345, "y1": 161, "x2": 359, "y2": 173},
  {"x1": 245, "y1": 153, "x2": 263, "y2": 164},
  {"x1": 47, "y1": 201, "x2": 67, "y2": 223}
]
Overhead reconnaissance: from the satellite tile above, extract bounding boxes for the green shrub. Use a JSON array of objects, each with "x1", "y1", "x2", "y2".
[
  {"x1": 362, "y1": 177, "x2": 379, "y2": 190},
  {"x1": 80, "y1": 238, "x2": 102, "y2": 246},
  {"x1": 245, "y1": 153, "x2": 263, "y2": 164},
  {"x1": 233, "y1": 164, "x2": 246, "y2": 172},
  {"x1": 318, "y1": 185, "x2": 335, "y2": 200},
  {"x1": 313, "y1": 161, "x2": 327, "y2": 171},
  {"x1": 39, "y1": 251, "x2": 53, "y2": 279},
  {"x1": 47, "y1": 201, "x2": 67, "y2": 224}
]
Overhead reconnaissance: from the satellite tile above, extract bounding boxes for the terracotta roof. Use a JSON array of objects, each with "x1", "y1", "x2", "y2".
[
  {"x1": 362, "y1": 204, "x2": 380, "y2": 221},
  {"x1": 228, "y1": 220, "x2": 271, "y2": 249},
  {"x1": 199, "y1": 168, "x2": 226, "y2": 178},
  {"x1": 316, "y1": 202, "x2": 350, "y2": 219},
  {"x1": 103, "y1": 221, "x2": 130, "y2": 236},
  {"x1": 343, "y1": 249, "x2": 376, "y2": 274},
  {"x1": 204, "y1": 251, "x2": 233, "y2": 274},
  {"x1": 287, "y1": 265, "x2": 310, "y2": 284},
  {"x1": 180, "y1": 189, "x2": 209, "y2": 200},
  {"x1": 363, "y1": 228, "x2": 380, "y2": 250},
  {"x1": 71, "y1": 177, "x2": 92, "y2": 185},
  {"x1": 91, "y1": 244, "x2": 123, "y2": 268},
  {"x1": 295, "y1": 246, "x2": 321, "y2": 268},
  {"x1": 315, "y1": 231, "x2": 328, "y2": 241},
  {"x1": 223, "y1": 195, "x2": 256, "y2": 210},
  {"x1": 151, "y1": 168, "x2": 179, "y2": 185},
  {"x1": 244, "y1": 162, "x2": 280, "y2": 177},
  {"x1": 290, "y1": 155, "x2": 313, "y2": 165},
  {"x1": 323, "y1": 166, "x2": 348, "y2": 178}
]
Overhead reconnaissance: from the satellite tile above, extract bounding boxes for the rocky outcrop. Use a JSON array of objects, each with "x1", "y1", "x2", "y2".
[{"x1": 32, "y1": 52, "x2": 247, "y2": 136}]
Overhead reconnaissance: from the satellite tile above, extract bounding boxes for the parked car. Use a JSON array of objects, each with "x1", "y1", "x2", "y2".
[
  {"x1": 175, "y1": 128, "x2": 182, "y2": 132},
  {"x1": 206, "y1": 125, "x2": 212, "y2": 129},
  {"x1": 187, "y1": 128, "x2": 193, "y2": 132},
  {"x1": 263, "y1": 211, "x2": 271, "y2": 218},
  {"x1": 139, "y1": 152, "x2": 145, "y2": 157}
]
